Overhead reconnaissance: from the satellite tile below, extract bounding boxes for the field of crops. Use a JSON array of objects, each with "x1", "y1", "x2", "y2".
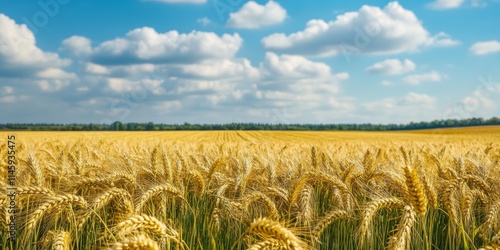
[{"x1": 1, "y1": 128, "x2": 499, "y2": 249}]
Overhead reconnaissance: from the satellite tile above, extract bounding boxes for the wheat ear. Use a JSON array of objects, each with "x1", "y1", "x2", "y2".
[
  {"x1": 17, "y1": 186, "x2": 55, "y2": 196},
  {"x1": 113, "y1": 214, "x2": 180, "y2": 242},
  {"x1": 135, "y1": 184, "x2": 181, "y2": 212},
  {"x1": 50, "y1": 230, "x2": 71, "y2": 250},
  {"x1": 403, "y1": 166, "x2": 427, "y2": 216},
  {"x1": 27, "y1": 194, "x2": 87, "y2": 231},
  {"x1": 387, "y1": 205, "x2": 416, "y2": 250},
  {"x1": 359, "y1": 198, "x2": 405, "y2": 244},
  {"x1": 247, "y1": 239, "x2": 287, "y2": 250},
  {"x1": 443, "y1": 179, "x2": 459, "y2": 225},
  {"x1": 110, "y1": 234, "x2": 159, "y2": 250},
  {"x1": 247, "y1": 217, "x2": 305, "y2": 250},
  {"x1": 312, "y1": 210, "x2": 348, "y2": 240}
]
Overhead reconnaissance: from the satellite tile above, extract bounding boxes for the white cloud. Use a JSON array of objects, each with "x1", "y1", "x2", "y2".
[
  {"x1": 0, "y1": 96, "x2": 16, "y2": 103},
  {"x1": 91, "y1": 27, "x2": 242, "y2": 65},
  {"x1": 382, "y1": 80, "x2": 393, "y2": 86},
  {"x1": 260, "y1": 52, "x2": 332, "y2": 80},
  {"x1": 327, "y1": 97, "x2": 355, "y2": 110},
  {"x1": 61, "y1": 36, "x2": 92, "y2": 56},
  {"x1": 427, "y1": 0, "x2": 465, "y2": 9},
  {"x1": 197, "y1": 17, "x2": 211, "y2": 26},
  {"x1": 427, "y1": 32, "x2": 460, "y2": 47},
  {"x1": 251, "y1": 52, "x2": 349, "y2": 110},
  {"x1": 153, "y1": 101, "x2": 182, "y2": 114},
  {"x1": 85, "y1": 63, "x2": 110, "y2": 75},
  {"x1": 143, "y1": 0, "x2": 206, "y2": 4},
  {"x1": 403, "y1": 71, "x2": 442, "y2": 85},
  {"x1": 1, "y1": 86, "x2": 14, "y2": 95},
  {"x1": 36, "y1": 68, "x2": 77, "y2": 79},
  {"x1": 403, "y1": 92, "x2": 436, "y2": 105},
  {"x1": 471, "y1": 0, "x2": 488, "y2": 7},
  {"x1": 364, "y1": 98, "x2": 398, "y2": 111},
  {"x1": 261, "y1": 2, "x2": 457, "y2": 56},
  {"x1": 0, "y1": 95, "x2": 28, "y2": 103},
  {"x1": 36, "y1": 79, "x2": 72, "y2": 92},
  {"x1": 462, "y1": 96, "x2": 494, "y2": 110},
  {"x1": 470, "y1": 41, "x2": 500, "y2": 55},
  {"x1": 107, "y1": 64, "x2": 156, "y2": 77},
  {"x1": 104, "y1": 76, "x2": 167, "y2": 95},
  {"x1": 367, "y1": 59, "x2": 416, "y2": 75},
  {"x1": 177, "y1": 58, "x2": 259, "y2": 80},
  {"x1": 0, "y1": 13, "x2": 70, "y2": 76},
  {"x1": 106, "y1": 78, "x2": 135, "y2": 93},
  {"x1": 227, "y1": 1, "x2": 287, "y2": 29}
]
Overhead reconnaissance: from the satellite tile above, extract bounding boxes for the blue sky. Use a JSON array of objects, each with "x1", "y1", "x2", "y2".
[{"x1": 0, "y1": 0, "x2": 499, "y2": 124}]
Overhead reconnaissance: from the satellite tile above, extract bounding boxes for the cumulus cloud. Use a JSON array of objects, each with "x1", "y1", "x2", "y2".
[
  {"x1": 227, "y1": 1, "x2": 287, "y2": 29},
  {"x1": 403, "y1": 71, "x2": 443, "y2": 85},
  {"x1": 61, "y1": 35, "x2": 92, "y2": 56},
  {"x1": 0, "y1": 13, "x2": 70, "y2": 77},
  {"x1": 261, "y1": 2, "x2": 458, "y2": 56},
  {"x1": 249, "y1": 52, "x2": 349, "y2": 111},
  {"x1": 106, "y1": 78, "x2": 135, "y2": 93},
  {"x1": 470, "y1": 41, "x2": 500, "y2": 55},
  {"x1": 90, "y1": 27, "x2": 242, "y2": 65},
  {"x1": 367, "y1": 59, "x2": 416, "y2": 75},
  {"x1": 86, "y1": 52, "x2": 350, "y2": 116},
  {"x1": 260, "y1": 52, "x2": 332, "y2": 80},
  {"x1": 427, "y1": 0, "x2": 465, "y2": 9}
]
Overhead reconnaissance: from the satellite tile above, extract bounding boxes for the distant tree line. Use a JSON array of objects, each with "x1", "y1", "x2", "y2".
[{"x1": 0, "y1": 117, "x2": 499, "y2": 131}]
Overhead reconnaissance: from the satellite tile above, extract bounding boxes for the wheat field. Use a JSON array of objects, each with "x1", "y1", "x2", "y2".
[{"x1": 1, "y1": 128, "x2": 499, "y2": 249}]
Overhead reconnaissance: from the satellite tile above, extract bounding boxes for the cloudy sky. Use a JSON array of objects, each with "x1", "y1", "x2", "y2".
[{"x1": 0, "y1": 0, "x2": 499, "y2": 124}]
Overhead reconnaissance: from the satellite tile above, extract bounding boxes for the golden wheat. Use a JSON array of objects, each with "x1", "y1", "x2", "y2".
[
  {"x1": 359, "y1": 197, "x2": 406, "y2": 243},
  {"x1": 1, "y1": 129, "x2": 498, "y2": 250},
  {"x1": 27, "y1": 194, "x2": 87, "y2": 231},
  {"x1": 247, "y1": 217, "x2": 306, "y2": 250},
  {"x1": 110, "y1": 234, "x2": 160, "y2": 250},
  {"x1": 387, "y1": 205, "x2": 416, "y2": 250},
  {"x1": 135, "y1": 184, "x2": 182, "y2": 212},
  {"x1": 312, "y1": 210, "x2": 348, "y2": 240},
  {"x1": 403, "y1": 166, "x2": 427, "y2": 216}
]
